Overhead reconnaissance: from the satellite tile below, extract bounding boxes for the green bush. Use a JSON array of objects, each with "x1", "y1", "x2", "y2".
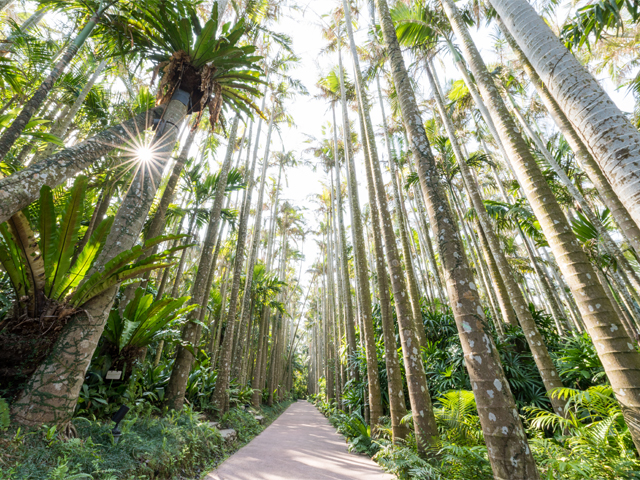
[{"x1": 0, "y1": 407, "x2": 223, "y2": 479}]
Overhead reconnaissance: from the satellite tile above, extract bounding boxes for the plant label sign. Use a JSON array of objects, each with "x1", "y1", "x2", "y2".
[{"x1": 106, "y1": 370, "x2": 122, "y2": 380}]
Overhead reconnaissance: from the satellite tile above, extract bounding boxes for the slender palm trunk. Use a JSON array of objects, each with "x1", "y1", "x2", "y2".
[
  {"x1": 164, "y1": 116, "x2": 239, "y2": 410},
  {"x1": 374, "y1": 0, "x2": 538, "y2": 475},
  {"x1": 0, "y1": 5, "x2": 107, "y2": 163},
  {"x1": 331, "y1": 110, "x2": 358, "y2": 382},
  {"x1": 443, "y1": 0, "x2": 640, "y2": 450},
  {"x1": 427, "y1": 61, "x2": 567, "y2": 415},
  {"x1": 34, "y1": 59, "x2": 108, "y2": 162},
  {"x1": 336, "y1": 59, "x2": 390, "y2": 432},
  {"x1": 232, "y1": 118, "x2": 273, "y2": 381},
  {"x1": 211, "y1": 99, "x2": 266, "y2": 415},
  {"x1": 343, "y1": 2, "x2": 439, "y2": 452},
  {"x1": 489, "y1": 0, "x2": 640, "y2": 233},
  {"x1": 376, "y1": 76, "x2": 427, "y2": 351}
]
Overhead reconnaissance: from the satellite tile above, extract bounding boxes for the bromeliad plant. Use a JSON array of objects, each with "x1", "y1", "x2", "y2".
[
  {"x1": 0, "y1": 176, "x2": 186, "y2": 318},
  {"x1": 0, "y1": 175, "x2": 188, "y2": 395},
  {"x1": 109, "y1": 0, "x2": 264, "y2": 127},
  {"x1": 103, "y1": 287, "x2": 196, "y2": 369}
]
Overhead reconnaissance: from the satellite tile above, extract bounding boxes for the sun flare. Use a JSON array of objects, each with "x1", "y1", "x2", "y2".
[{"x1": 137, "y1": 146, "x2": 154, "y2": 164}]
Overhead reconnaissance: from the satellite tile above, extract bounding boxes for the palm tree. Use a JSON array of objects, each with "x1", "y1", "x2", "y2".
[
  {"x1": 441, "y1": 0, "x2": 640, "y2": 450},
  {"x1": 164, "y1": 116, "x2": 240, "y2": 411},
  {"x1": 488, "y1": 0, "x2": 640, "y2": 234},
  {"x1": 11, "y1": 2, "x2": 263, "y2": 426},
  {"x1": 341, "y1": 1, "x2": 439, "y2": 453},
  {"x1": 373, "y1": 0, "x2": 539, "y2": 475}
]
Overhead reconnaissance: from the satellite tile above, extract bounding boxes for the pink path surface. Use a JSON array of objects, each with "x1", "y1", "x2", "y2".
[{"x1": 205, "y1": 401, "x2": 396, "y2": 480}]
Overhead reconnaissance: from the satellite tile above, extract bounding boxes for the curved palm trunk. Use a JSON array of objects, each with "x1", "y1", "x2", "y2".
[
  {"x1": 164, "y1": 116, "x2": 239, "y2": 410},
  {"x1": 489, "y1": 0, "x2": 640, "y2": 233},
  {"x1": 0, "y1": 5, "x2": 107, "y2": 163},
  {"x1": 0, "y1": 106, "x2": 165, "y2": 223},
  {"x1": 442, "y1": 0, "x2": 640, "y2": 450},
  {"x1": 12, "y1": 92, "x2": 189, "y2": 426},
  {"x1": 427, "y1": 61, "x2": 567, "y2": 416},
  {"x1": 342, "y1": 1, "x2": 439, "y2": 452},
  {"x1": 495, "y1": 19, "x2": 640, "y2": 254},
  {"x1": 374, "y1": 0, "x2": 538, "y2": 476}
]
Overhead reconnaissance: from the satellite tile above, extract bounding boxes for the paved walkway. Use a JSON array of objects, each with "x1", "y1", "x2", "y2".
[{"x1": 205, "y1": 401, "x2": 396, "y2": 480}]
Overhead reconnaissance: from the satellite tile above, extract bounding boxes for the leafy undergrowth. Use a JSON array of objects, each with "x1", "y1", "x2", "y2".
[
  {"x1": 0, "y1": 400, "x2": 293, "y2": 480},
  {"x1": 312, "y1": 390, "x2": 640, "y2": 480}
]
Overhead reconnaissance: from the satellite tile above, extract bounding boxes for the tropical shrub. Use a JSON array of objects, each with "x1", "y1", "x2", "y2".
[
  {"x1": 0, "y1": 176, "x2": 186, "y2": 397},
  {"x1": 102, "y1": 287, "x2": 195, "y2": 373}
]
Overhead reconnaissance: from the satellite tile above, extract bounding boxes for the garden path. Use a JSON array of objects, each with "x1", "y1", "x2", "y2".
[{"x1": 205, "y1": 400, "x2": 396, "y2": 479}]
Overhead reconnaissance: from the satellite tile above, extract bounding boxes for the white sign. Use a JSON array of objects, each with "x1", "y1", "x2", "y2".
[{"x1": 106, "y1": 370, "x2": 122, "y2": 380}]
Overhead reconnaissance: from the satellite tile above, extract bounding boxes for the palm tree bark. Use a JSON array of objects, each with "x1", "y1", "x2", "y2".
[
  {"x1": 489, "y1": 0, "x2": 640, "y2": 234},
  {"x1": 0, "y1": 106, "x2": 164, "y2": 223},
  {"x1": 11, "y1": 92, "x2": 189, "y2": 426},
  {"x1": 443, "y1": 0, "x2": 640, "y2": 450},
  {"x1": 375, "y1": 0, "x2": 538, "y2": 475}
]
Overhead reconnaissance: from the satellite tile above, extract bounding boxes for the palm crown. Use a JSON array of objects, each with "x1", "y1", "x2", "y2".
[{"x1": 109, "y1": 0, "x2": 264, "y2": 126}]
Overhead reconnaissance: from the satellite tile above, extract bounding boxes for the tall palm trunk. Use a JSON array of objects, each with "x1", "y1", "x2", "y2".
[
  {"x1": 427, "y1": 61, "x2": 567, "y2": 416},
  {"x1": 231, "y1": 117, "x2": 273, "y2": 381},
  {"x1": 164, "y1": 116, "x2": 239, "y2": 410},
  {"x1": 170, "y1": 211, "x2": 198, "y2": 298},
  {"x1": 34, "y1": 59, "x2": 108, "y2": 162},
  {"x1": 0, "y1": 106, "x2": 165, "y2": 223},
  {"x1": 12, "y1": 91, "x2": 189, "y2": 426},
  {"x1": 488, "y1": 0, "x2": 640, "y2": 233},
  {"x1": 442, "y1": 0, "x2": 640, "y2": 450},
  {"x1": 211, "y1": 98, "x2": 267, "y2": 415},
  {"x1": 336, "y1": 58, "x2": 390, "y2": 432},
  {"x1": 376, "y1": 75, "x2": 427, "y2": 351},
  {"x1": 330, "y1": 116, "x2": 358, "y2": 381},
  {"x1": 374, "y1": 0, "x2": 538, "y2": 476},
  {"x1": 0, "y1": 3, "x2": 108, "y2": 163},
  {"x1": 342, "y1": 1, "x2": 439, "y2": 452}
]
